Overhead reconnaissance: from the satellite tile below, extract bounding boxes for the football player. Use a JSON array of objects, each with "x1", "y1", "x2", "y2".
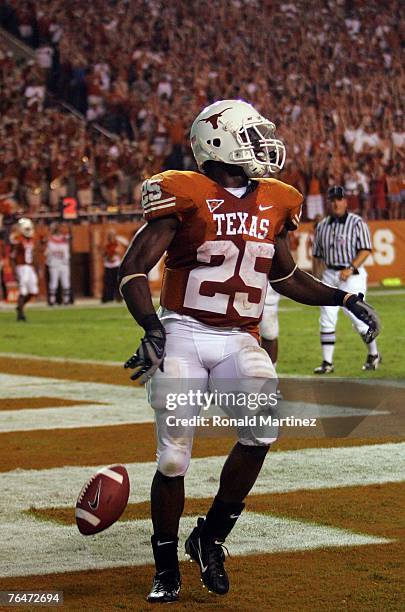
[
  {"x1": 11, "y1": 218, "x2": 39, "y2": 321},
  {"x1": 46, "y1": 223, "x2": 71, "y2": 306},
  {"x1": 119, "y1": 100, "x2": 380, "y2": 602}
]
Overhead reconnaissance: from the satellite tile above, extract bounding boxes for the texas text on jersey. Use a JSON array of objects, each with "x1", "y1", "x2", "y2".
[{"x1": 142, "y1": 170, "x2": 302, "y2": 336}]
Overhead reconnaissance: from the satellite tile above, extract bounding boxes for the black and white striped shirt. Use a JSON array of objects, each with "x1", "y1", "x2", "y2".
[{"x1": 313, "y1": 212, "x2": 372, "y2": 267}]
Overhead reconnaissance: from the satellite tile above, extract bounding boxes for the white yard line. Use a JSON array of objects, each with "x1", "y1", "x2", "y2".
[
  {"x1": 0, "y1": 299, "x2": 126, "y2": 311},
  {"x1": 278, "y1": 374, "x2": 405, "y2": 387},
  {"x1": 1, "y1": 443, "x2": 403, "y2": 513},
  {"x1": 0, "y1": 402, "x2": 389, "y2": 433},
  {"x1": 0, "y1": 373, "x2": 391, "y2": 432},
  {"x1": 0, "y1": 373, "x2": 141, "y2": 402},
  {"x1": 0, "y1": 352, "x2": 123, "y2": 366},
  {"x1": 0, "y1": 513, "x2": 390, "y2": 578},
  {"x1": 367, "y1": 288, "x2": 405, "y2": 296},
  {"x1": 1, "y1": 358, "x2": 403, "y2": 387}
]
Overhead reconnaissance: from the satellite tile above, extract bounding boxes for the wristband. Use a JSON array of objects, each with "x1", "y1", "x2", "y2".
[
  {"x1": 140, "y1": 313, "x2": 165, "y2": 333},
  {"x1": 333, "y1": 289, "x2": 352, "y2": 306},
  {"x1": 344, "y1": 293, "x2": 360, "y2": 308},
  {"x1": 119, "y1": 273, "x2": 147, "y2": 297},
  {"x1": 270, "y1": 264, "x2": 297, "y2": 284}
]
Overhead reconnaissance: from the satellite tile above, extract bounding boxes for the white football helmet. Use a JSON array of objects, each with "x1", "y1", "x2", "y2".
[
  {"x1": 190, "y1": 99, "x2": 286, "y2": 178},
  {"x1": 18, "y1": 218, "x2": 34, "y2": 238}
]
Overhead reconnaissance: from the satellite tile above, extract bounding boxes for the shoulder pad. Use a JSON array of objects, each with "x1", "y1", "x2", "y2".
[
  {"x1": 259, "y1": 178, "x2": 303, "y2": 207},
  {"x1": 141, "y1": 171, "x2": 203, "y2": 222},
  {"x1": 147, "y1": 170, "x2": 206, "y2": 200}
]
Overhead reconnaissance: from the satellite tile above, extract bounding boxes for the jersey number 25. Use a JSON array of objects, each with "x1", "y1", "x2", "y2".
[{"x1": 184, "y1": 240, "x2": 274, "y2": 318}]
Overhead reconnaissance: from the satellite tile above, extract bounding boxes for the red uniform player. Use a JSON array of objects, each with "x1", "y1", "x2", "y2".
[
  {"x1": 119, "y1": 100, "x2": 380, "y2": 602},
  {"x1": 142, "y1": 170, "x2": 301, "y2": 336},
  {"x1": 11, "y1": 218, "x2": 38, "y2": 321}
]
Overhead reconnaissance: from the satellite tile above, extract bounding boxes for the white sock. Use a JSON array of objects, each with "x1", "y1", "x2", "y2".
[
  {"x1": 322, "y1": 344, "x2": 335, "y2": 364},
  {"x1": 367, "y1": 340, "x2": 378, "y2": 355}
]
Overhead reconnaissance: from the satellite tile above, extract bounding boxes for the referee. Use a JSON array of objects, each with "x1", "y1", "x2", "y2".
[{"x1": 312, "y1": 185, "x2": 381, "y2": 373}]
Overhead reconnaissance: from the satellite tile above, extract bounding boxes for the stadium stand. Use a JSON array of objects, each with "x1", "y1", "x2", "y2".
[{"x1": 0, "y1": 0, "x2": 403, "y2": 226}]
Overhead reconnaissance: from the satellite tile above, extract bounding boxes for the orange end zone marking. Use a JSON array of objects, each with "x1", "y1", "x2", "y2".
[
  {"x1": 0, "y1": 357, "x2": 134, "y2": 386},
  {"x1": 27, "y1": 481, "x2": 405, "y2": 540},
  {"x1": 0, "y1": 398, "x2": 103, "y2": 411},
  {"x1": 0, "y1": 542, "x2": 404, "y2": 611}
]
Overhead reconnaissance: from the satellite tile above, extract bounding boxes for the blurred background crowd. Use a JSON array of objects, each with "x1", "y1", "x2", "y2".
[{"x1": 0, "y1": 0, "x2": 404, "y2": 230}]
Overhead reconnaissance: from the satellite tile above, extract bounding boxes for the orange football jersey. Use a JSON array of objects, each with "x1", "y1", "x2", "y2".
[
  {"x1": 142, "y1": 170, "x2": 302, "y2": 336},
  {"x1": 12, "y1": 236, "x2": 35, "y2": 266}
]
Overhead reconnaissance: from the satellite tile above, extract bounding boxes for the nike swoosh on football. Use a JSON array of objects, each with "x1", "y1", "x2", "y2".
[
  {"x1": 259, "y1": 204, "x2": 274, "y2": 211},
  {"x1": 88, "y1": 480, "x2": 102, "y2": 511}
]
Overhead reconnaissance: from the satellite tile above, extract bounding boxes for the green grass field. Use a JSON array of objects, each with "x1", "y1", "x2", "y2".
[{"x1": 1, "y1": 290, "x2": 404, "y2": 378}]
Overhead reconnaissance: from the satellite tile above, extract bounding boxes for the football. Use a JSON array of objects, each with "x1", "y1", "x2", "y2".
[{"x1": 75, "y1": 464, "x2": 130, "y2": 535}]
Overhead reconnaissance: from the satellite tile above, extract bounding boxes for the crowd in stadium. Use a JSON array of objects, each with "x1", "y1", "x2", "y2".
[{"x1": 0, "y1": 0, "x2": 404, "y2": 230}]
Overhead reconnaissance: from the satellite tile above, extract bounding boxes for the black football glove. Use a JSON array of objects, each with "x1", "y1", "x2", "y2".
[
  {"x1": 124, "y1": 327, "x2": 166, "y2": 383},
  {"x1": 345, "y1": 293, "x2": 381, "y2": 343}
]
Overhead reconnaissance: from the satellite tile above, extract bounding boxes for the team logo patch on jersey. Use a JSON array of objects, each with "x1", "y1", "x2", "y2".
[{"x1": 206, "y1": 199, "x2": 224, "y2": 213}]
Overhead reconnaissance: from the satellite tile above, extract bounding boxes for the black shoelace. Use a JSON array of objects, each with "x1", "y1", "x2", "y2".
[{"x1": 207, "y1": 541, "x2": 230, "y2": 574}]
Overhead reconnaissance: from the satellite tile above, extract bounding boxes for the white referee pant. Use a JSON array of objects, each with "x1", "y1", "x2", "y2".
[
  {"x1": 259, "y1": 284, "x2": 280, "y2": 341},
  {"x1": 320, "y1": 267, "x2": 368, "y2": 337},
  {"x1": 48, "y1": 264, "x2": 71, "y2": 304}
]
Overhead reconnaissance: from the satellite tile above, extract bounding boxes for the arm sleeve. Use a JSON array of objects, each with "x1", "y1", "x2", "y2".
[
  {"x1": 141, "y1": 174, "x2": 193, "y2": 222},
  {"x1": 355, "y1": 220, "x2": 372, "y2": 251}
]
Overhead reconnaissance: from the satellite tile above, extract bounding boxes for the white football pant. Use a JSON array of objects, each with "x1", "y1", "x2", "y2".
[
  {"x1": 48, "y1": 264, "x2": 71, "y2": 304},
  {"x1": 147, "y1": 309, "x2": 278, "y2": 478},
  {"x1": 16, "y1": 264, "x2": 38, "y2": 296}
]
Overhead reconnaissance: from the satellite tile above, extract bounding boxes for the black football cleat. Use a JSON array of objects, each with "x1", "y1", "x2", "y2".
[
  {"x1": 185, "y1": 517, "x2": 229, "y2": 595},
  {"x1": 362, "y1": 353, "x2": 382, "y2": 371},
  {"x1": 16, "y1": 307, "x2": 26, "y2": 322},
  {"x1": 147, "y1": 570, "x2": 181, "y2": 603},
  {"x1": 313, "y1": 360, "x2": 334, "y2": 374}
]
